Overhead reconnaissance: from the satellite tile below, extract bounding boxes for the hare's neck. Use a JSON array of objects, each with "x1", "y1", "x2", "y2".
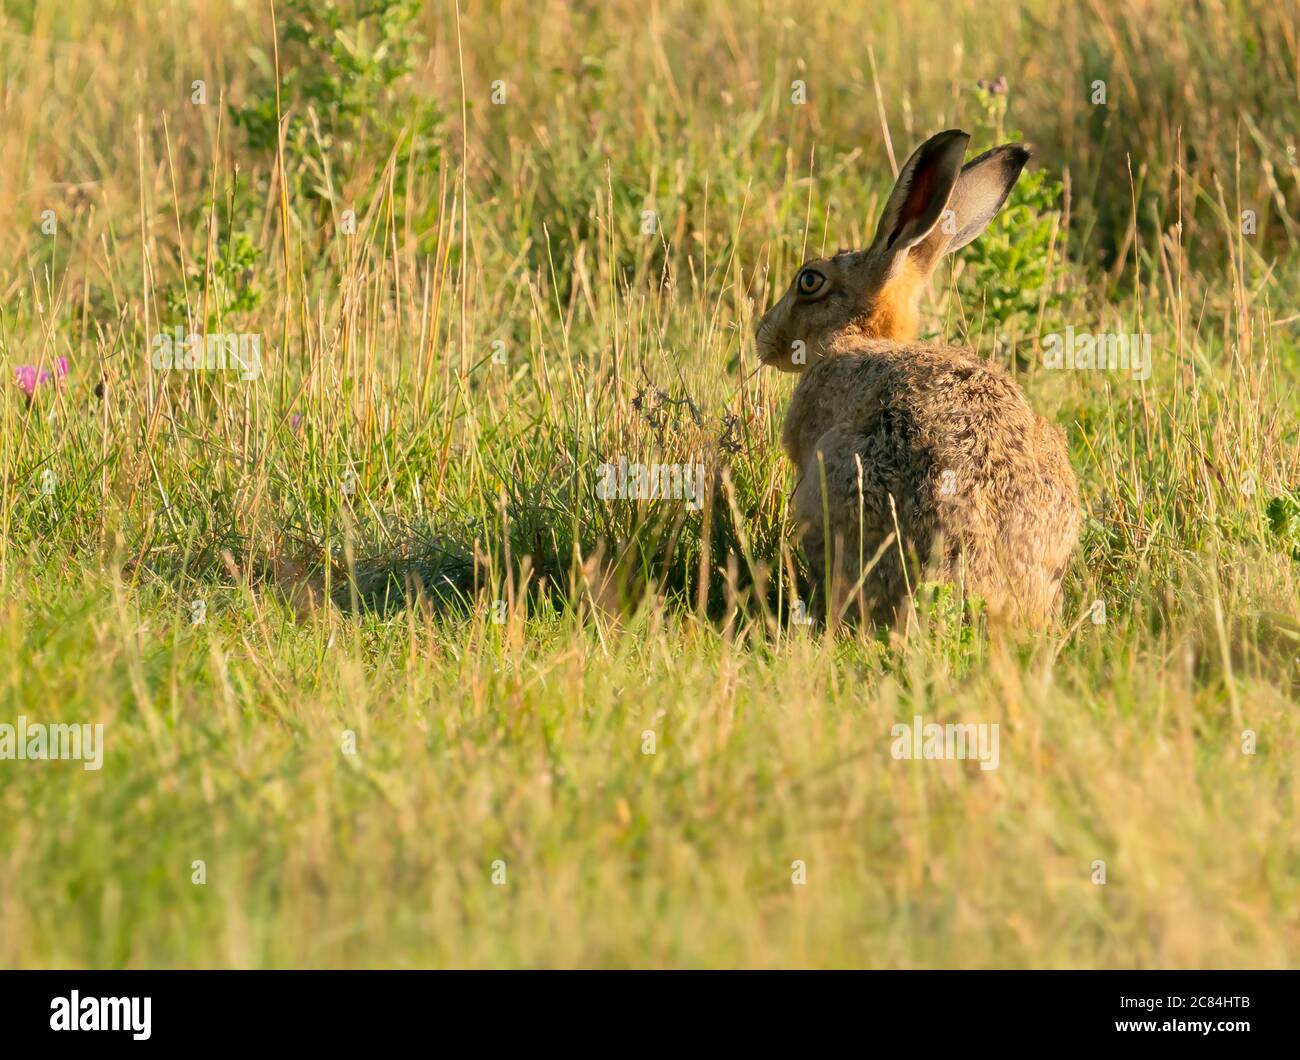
[
  {"x1": 826, "y1": 265, "x2": 924, "y2": 348},
  {"x1": 826, "y1": 309, "x2": 919, "y2": 351}
]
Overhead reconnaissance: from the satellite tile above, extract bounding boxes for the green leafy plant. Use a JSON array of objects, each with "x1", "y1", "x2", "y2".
[
  {"x1": 163, "y1": 230, "x2": 265, "y2": 328},
  {"x1": 1266, "y1": 491, "x2": 1300, "y2": 561},
  {"x1": 231, "y1": 0, "x2": 442, "y2": 204}
]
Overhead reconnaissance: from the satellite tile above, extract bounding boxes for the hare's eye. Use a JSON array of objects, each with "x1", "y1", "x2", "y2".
[{"x1": 797, "y1": 269, "x2": 826, "y2": 297}]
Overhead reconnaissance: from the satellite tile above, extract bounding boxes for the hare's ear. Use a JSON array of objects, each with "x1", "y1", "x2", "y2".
[
  {"x1": 869, "y1": 129, "x2": 970, "y2": 269},
  {"x1": 909, "y1": 143, "x2": 1030, "y2": 271}
]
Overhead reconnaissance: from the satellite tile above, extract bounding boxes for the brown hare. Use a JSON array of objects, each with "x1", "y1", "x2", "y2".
[{"x1": 755, "y1": 129, "x2": 1079, "y2": 629}]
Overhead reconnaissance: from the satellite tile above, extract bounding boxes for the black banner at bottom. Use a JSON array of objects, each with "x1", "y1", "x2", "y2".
[{"x1": 0, "y1": 970, "x2": 1290, "y2": 1047}]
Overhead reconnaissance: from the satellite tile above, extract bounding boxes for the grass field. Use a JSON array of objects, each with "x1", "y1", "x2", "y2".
[{"x1": 1, "y1": 0, "x2": 1299, "y2": 968}]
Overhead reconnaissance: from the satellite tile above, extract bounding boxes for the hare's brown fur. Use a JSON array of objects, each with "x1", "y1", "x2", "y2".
[
  {"x1": 757, "y1": 130, "x2": 1080, "y2": 628},
  {"x1": 783, "y1": 341, "x2": 1078, "y2": 626}
]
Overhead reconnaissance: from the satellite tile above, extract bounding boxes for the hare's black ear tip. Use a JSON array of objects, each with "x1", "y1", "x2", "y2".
[
  {"x1": 921, "y1": 128, "x2": 971, "y2": 153},
  {"x1": 1006, "y1": 143, "x2": 1033, "y2": 169},
  {"x1": 981, "y1": 143, "x2": 1032, "y2": 180},
  {"x1": 960, "y1": 141, "x2": 1031, "y2": 178}
]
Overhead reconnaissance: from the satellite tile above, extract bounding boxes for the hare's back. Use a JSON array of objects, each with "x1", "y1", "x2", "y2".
[
  {"x1": 878, "y1": 344, "x2": 1047, "y2": 473},
  {"x1": 801, "y1": 342, "x2": 1045, "y2": 463},
  {"x1": 790, "y1": 342, "x2": 1073, "y2": 533}
]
